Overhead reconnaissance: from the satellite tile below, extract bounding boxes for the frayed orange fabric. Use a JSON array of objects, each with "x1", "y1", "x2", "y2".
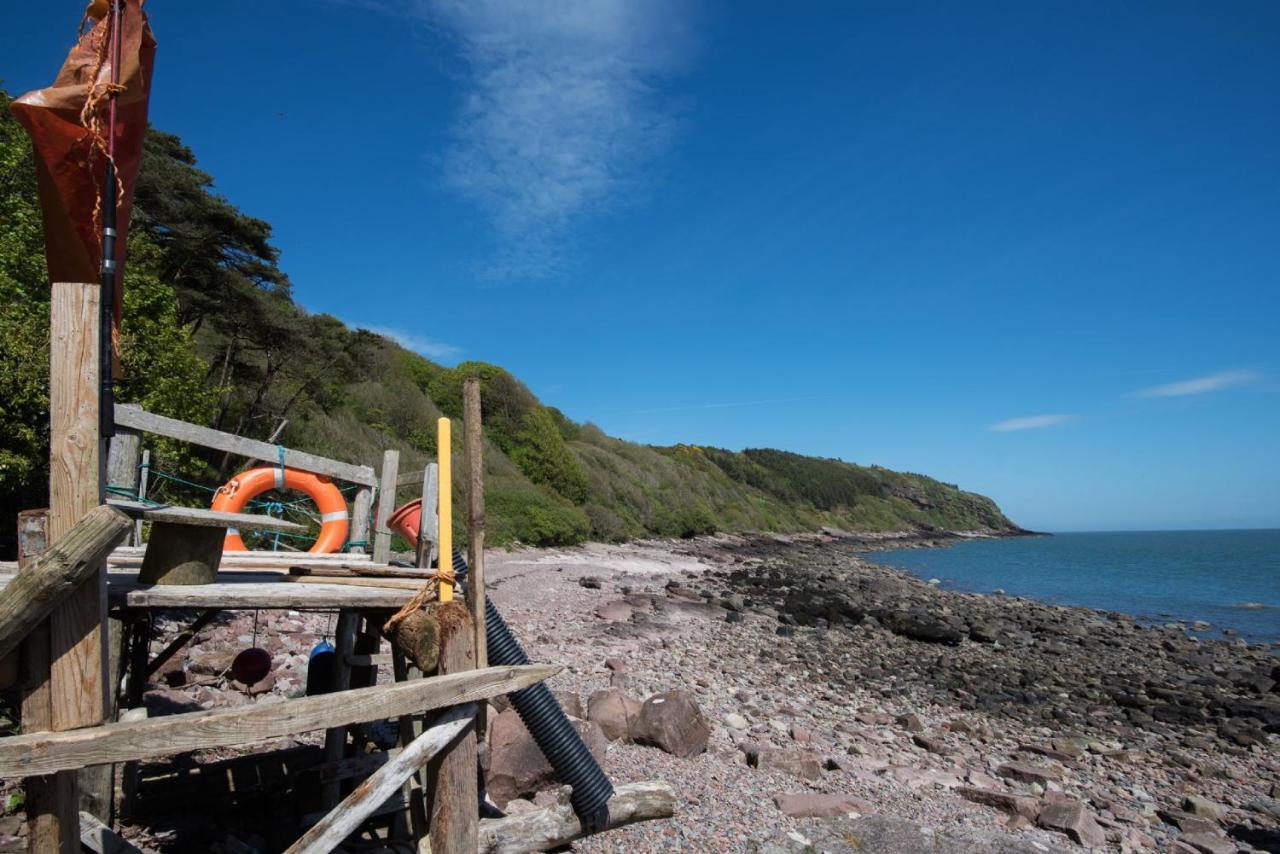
[{"x1": 10, "y1": 0, "x2": 156, "y2": 334}]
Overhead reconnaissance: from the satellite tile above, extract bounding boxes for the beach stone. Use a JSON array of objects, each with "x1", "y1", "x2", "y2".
[
  {"x1": 722, "y1": 593, "x2": 746, "y2": 612},
  {"x1": 632, "y1": 690, "x2": 710, "y2": 757},
  {"x1": 1245, "y1": 797, "x2": 1280, "y2": 820},
  {"x1": 1182, "y1": 795, "x2": 1227, "y2": 821},
  {"x1": 1036, "y1": 798, "x2": 1106, "y2": 848},
  {"x1": 724, "y1": 712, "x2": 750, "y2": 731},
  {"x1": 587, "y1": 687, "x2": 642, "y2": 742},
  {"x1": 996, "y1": 761, "x2": 1061, "y2": 786},
  {"x1": 1177, "y1": 833, "x2": 1237, "y2": 854},
  {"x1": 882, "y1": 610, "x2": 964, "y2": 644},
  {"x1": 913, "y1": 733, "x2": 949, "y2": 755},
  {"x1": 772, "y1": 792, "x2": 871, "y2": 818},
  {"x1": 753, "y1": 748, "x2": 823, "y2": 781},
  {"x1": 896, "y1": 712, "x2": 924, "y2": 732},
  {"x1": 486, "y1": 709, "x2": 607, "y2": 808},
  {"x1": 553, "y1": 690, "x2": 583, "y2": 720},
  {"x1": 956, "y1": 787, "x2": 1040, "y2": 821}
]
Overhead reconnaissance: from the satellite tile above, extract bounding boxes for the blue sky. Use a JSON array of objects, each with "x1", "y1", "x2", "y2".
[{"x1": 6, "y1": 1, "x2": 1279, "y2": 532}]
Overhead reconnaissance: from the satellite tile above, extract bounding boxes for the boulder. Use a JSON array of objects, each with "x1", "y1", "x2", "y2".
[
  {"x1": 956, "y1": 787, "x2": 1040, "y2": 821},
  {"x1": 587, "y1": 688, "x2": 642, "y2": 743},
  {"x1": 1036, "y1": 798, "x2": 1106, "y2": 848},
  {"x1": 772, "y1": 792, "x2": 871, "y2": 818},
  {"x1": 1177, "y1": 833, "x2": 1237, "y2": 854},
  {"x1": 1182, "y1": 795, "x2": 1226, "y2": 822},
  {"x1": 881, "y1": 610, "x2": 964, "y2": 645},
  {"x1": 553, "y1": 690, "x2": 583, "y2": 720},
  {"x1": 631, "y1": 690, "x2": 710, "y2": 757},
  {"x1": 485, "y1": 709, "x2": 608, "y2": 807},
  {"x1": 751, "y1": 748, "x2": 823, "y2": 781}
]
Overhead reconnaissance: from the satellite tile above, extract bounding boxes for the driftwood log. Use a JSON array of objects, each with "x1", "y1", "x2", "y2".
[
  {"x1": 477, "y1": 781, "x2": 678, "y2": 853},
  {"x1": 0, "y1": 504, "x2": 131, "y2": 661}
]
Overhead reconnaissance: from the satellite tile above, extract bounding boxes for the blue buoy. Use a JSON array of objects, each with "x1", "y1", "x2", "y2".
[{"x1": 306, "y1": 640, "x2": 336, "y2": 695}]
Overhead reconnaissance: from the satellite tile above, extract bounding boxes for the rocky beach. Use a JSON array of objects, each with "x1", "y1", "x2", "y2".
[{"x1": 8, "y1": 532, "x2": 1275, "y2": 853}]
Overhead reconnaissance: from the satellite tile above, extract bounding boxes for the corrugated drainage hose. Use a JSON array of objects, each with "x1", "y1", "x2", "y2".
[{"x1": 451, "y1": 549, "x2": 614, "y2": 832}]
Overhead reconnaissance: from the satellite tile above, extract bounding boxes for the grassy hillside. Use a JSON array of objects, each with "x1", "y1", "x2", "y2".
[{"x1": 0, "y1": 90, "x2": 1020, "y2": 551}]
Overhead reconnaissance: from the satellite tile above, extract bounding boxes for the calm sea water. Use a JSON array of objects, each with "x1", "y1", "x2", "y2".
[{"x1": 860, "y1": 530, "x2": 1280, "y2": 644}]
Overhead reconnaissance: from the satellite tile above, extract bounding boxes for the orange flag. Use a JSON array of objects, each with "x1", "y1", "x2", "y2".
[{"x1": 10, "y1": 0, "x2": 156, "y2": 330}]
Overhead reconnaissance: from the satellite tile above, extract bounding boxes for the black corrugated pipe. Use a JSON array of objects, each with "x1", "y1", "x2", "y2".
[{"x1": 451, "y1": 549, "x2": 613, "y2": 832}]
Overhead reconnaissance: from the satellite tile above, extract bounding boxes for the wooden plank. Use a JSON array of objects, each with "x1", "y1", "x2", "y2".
[
  {"x1": 289, "y1": 565, "x2": 428, "y2": 579},
  {"x1": 106, "y1": 501, "x2": 305, "y2": 532},
  {"x1": 428, "y1": 602, "x2": 479, "y2": 854},
  {"x1": 79, "y1": 810, "x2": 142, "y2": 854},
  {"x1": 113, "y1": 404, "x2": 377, "y2": 487},
  {"x1": 280, "y1": 575, "x2": 425, "y2": 592},
  {"x1": 477, "y1": 781, "x2": 677, "y2": 853},
  {"x1": 110, "y1": 547, "x2": 370, "y2": 563},
  {"x1": 0, "y1": 506, "x2": 132, "y2": 661},
  {"x1": 348, "y1": 486, "x2": 373, "y2": 554},
  {"x1": 372, "y1": 449, "x2": 399, "y2": 564},
  {"x1": 395, "y1": 468, "x2": 426, "y2": 489},
  {"x1": 49, "y1": 280, "x2": 110, "y2": 836},
  {"x1": 464, "y1": 377, "x2": 488, "y2": 669},
  {"x1": 285, "y1": 704, "x2": 476, "y2": 854},
  {"x1": 0, "y1": 664, "x2": 555, "y2": 778},
  {"x1": 106, "y1": 579, "x2": 412, "y2": 610}
]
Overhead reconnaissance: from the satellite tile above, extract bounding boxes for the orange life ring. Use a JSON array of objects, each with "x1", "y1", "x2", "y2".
[{"x1": 211, "y1": 467, "x2": 349, "y2": 554}]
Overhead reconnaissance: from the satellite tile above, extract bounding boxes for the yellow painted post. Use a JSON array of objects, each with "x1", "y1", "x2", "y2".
[{"x1": 437, "y1": 418, "x2": 453, "y2": 602}]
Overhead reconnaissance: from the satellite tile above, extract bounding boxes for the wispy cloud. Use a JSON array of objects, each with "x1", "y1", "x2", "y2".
[
  {"x1": 989, "y1": 414, "x2": 1073, "y2": 433},
  {"x1": 1131, "y1": 370, "x2": 1260, "y2": 398},
  {"x1": 365, "y1": 326, "x2": 463, "y2": 362},
  {"x1": 615, "y1": 395, "x2": 829, "y2": 416},
  {"x1": 418, "y1": 0, "x2": 694, "y2": 279}
]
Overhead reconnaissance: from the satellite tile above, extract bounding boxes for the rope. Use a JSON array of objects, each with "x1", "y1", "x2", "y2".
[{"x1": 383, "y1": 567, "x2": 457, "y2": 636}]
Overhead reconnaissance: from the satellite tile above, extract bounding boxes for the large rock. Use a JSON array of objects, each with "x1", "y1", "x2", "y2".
[
  {"x1": 995, "y1": 761, "x2": 1061, "y2": 786},
  {"x1": 485, "y1": 709, "x2": 608, "y2": 807},
  {"x1": 587, "y1": 688, "x2": 642, "y2": 742},
  {"x1": 956, "y1": 787, "x2": 1040, "y2": 821},
  {"x1": 773, "y1": 793, "x2": 871, "y2": 818},
  {"x1": 880, "y1": 610, "x2": 964, "y2": 645},
  {"x1": 631, "y1": 690, "x2": 710, "y2": 758},
  {"x1": 1036, "y1": 798, "x2": 1106, "y2": 848},
  {"x1": 751, "y1": 748, "x2": 823, "y2": 781}
]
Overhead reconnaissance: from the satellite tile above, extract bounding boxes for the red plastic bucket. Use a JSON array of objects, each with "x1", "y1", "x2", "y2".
[{"x1": 388, "y1": 498, "x2": 423, "y2": 543}]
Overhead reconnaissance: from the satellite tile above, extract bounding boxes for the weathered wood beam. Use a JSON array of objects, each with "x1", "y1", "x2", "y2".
[
  {"x1": 428, "y1": 603, "x2": 479, "y2": 853},
  {"x1": 464, "y1": 377, "x2": 488, "y2": 670},
  {"x1": 477, "y1": 781, "x2": 678, "y2": 853},
  {"x1": 113, "y1": 404, "x2": 378, "y2": 487},
  {"x1": 0, "y1": 506, "x2": 132, "y2": 662},
  {"x1": 285, "y1": 704, "x2": 476, "y2": 854},
  {"x1": 107, "y1": 578, "x2": 412, "y2": 610},
  {"x1": 78, "y1": 810, "x2": 142, "y2": 854},
  {"x1": 0, "y1": 664, "x2": 555, "y2": 778},
  {"x1": 106, "y1": 501, "x2": 305, "y2": 532},
  {"x1": 372, "y1": 449, "x2": 400, "y2": 564}
]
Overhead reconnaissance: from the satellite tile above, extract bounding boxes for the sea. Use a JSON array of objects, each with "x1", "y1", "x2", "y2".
[{"x1": 860, "y1": 529, "x2": 1280, "y2": 644}]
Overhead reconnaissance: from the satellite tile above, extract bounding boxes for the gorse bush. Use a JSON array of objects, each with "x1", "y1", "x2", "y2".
[{"x1": 0, "y1": 86, "x2": 1019, "y2": 555}]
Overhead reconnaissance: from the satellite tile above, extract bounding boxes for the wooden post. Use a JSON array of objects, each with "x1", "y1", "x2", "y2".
[
  {"x1": 133, "y1": 449, "x2": 149, "y2": 544},
  {"x1": 106, "y1": 431, "x2": 141, "y2": 546},
  {"x1": 18, "y1": 509, "x2": 62, "y2": 854},
  {"x1": 48, "y1": 281, "x2": 110, "y2": 838},
  {"x1": 427, "y1": 602, "x2": 479, "y2": 854},
  {"x1": 463, "y1": 378, "x2": 487, "y2": 670},
  {"x1": 320, "y1": 610, "x2": 359, "y2": 808},
  {"x1": 416, "y1": 464, "x2": 439, "y2": 570},
  {"x1": 372, "y1": 450, "x2": 399, "y2": 564},
  {"x1": 349, "y1": 486, "x2": 373, "y2": 554}
]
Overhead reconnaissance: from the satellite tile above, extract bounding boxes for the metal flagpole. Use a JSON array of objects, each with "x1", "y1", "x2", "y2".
[{"x1": 98, "y1": 0, "x2": 124, "y2": 439}]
